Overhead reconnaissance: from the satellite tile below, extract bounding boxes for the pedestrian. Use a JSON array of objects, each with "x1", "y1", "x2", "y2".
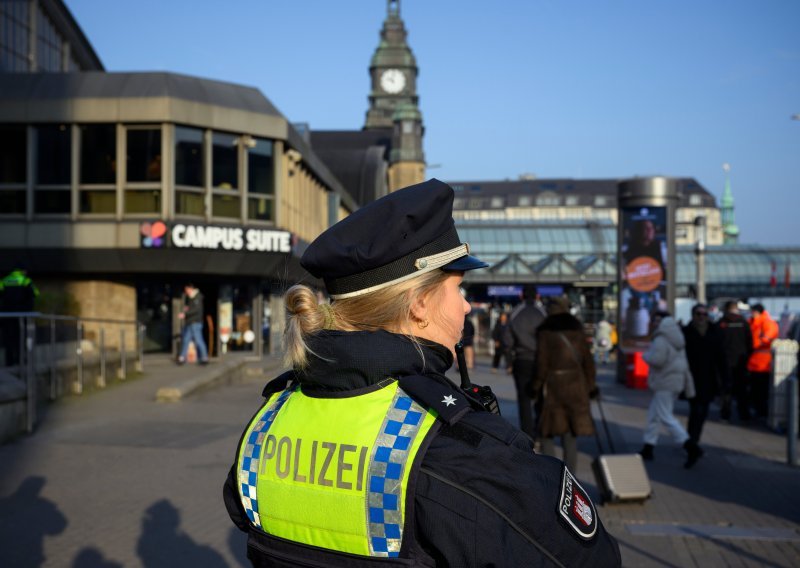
[
  {"x1": 594, "y1": 317, "x2": 613, "y2": 365},
  {"x1": 461, "y1": 314, "x2": 475, "y2": 369},
  {"x1": 223, "y1": 179, "x2": 621, "y2": 566},
  {"x1": 530, "y1": 296, "x2": 598, "y2": 472},
  {"x1": 716, "y1": 300, "x2": 752, "y2": 422},
  {"x1": 0, "y1": 262, "x2": 39, "y2": 367},
  {"x1": 504, "y1": 286, "x2": 546, "y2": 441},
  {"x1": 639, "y1": 311, "x2": 703, "y2": 468},
  {"x1": 747, "y1": 304, "x2": 779, "y2": 419},
  {"x1": 490, "y1": 311, "x2": 511, "y2": 373},
  {"x1": 177, "y1": 283, "x2": 208, "y2": 365},
  {"x1": 682, "y1": 304, "x2": 722, "y2": 455}
]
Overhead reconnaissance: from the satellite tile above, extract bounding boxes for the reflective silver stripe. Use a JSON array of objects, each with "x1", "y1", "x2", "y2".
[
  {"x1": 365, "y1": 386, "x2": 428, "y2": 557},
  {"x1": 238, "y1": 388, "x2": 294, "y2": 529}
]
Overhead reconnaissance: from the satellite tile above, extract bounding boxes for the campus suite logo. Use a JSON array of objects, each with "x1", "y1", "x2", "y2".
[{"x1": 140, "y1": 221, "x2": 167, "y2": 248}]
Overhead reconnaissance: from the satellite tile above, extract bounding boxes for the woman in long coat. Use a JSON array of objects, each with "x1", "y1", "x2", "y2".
[{"x1": 529, "y1": 296, "x2": 596, "y2": 471}]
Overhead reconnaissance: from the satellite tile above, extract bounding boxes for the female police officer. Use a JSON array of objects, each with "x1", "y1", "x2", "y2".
[{"x1": 224, "y1": 179, "x2": 621, "y2": 567}]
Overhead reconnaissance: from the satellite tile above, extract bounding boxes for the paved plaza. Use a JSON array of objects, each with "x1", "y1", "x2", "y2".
[{"x1": 0, "y1": 353, "x2": 798, "y2": 567}]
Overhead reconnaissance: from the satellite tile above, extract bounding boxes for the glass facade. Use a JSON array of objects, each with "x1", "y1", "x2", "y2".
[
  {"x1": 124, "y1": 127, "x2": 161, "y2": 214},
  {"x1": 0, "y1": 0, "x2": 30, "y2": 72},
  {"x1": 175, "y1": 126, "x2": 203, "y2": 216}
]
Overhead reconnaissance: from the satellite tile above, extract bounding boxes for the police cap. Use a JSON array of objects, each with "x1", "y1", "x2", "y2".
[{"x1": 301, "y1": 178, "x2": 488, "y2": 299}]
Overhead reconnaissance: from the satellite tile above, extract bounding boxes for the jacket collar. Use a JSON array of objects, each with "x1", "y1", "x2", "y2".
[{"x1": 299, "y1": 330, "x2": 454, "y2": 392}]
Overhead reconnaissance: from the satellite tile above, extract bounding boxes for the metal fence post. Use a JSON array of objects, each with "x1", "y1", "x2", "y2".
[
  {"x1": 25, "y1": 317, "x2": 36, "y2": 433},
  {"x1": 75, "y1": 321, "x2": 84, "y2": 395},
  {"x1": 49, "y1": 318, "x2": 57, "y2": 400},
  {"x1": 136, "y1": 323, "x2": 144, "y2": 373},
  {"x1": 118, "y1": 328, "x2": 126, "y2": 380},
  {"x1": 98, "y1": 327, "x2": 106, "y2": 388},
  {"x1": 789, "y1": 376, "x2": 798, "y2": 467}
]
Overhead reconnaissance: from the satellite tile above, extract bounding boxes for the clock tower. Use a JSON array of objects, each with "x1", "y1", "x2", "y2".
[{"x1": 365, "y1": 0, "x2": 425, "y2": 191}]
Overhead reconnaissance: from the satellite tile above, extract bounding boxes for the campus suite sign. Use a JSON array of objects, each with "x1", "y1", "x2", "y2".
[{"x1": 140, "y1": 222, "x2": 291, "y2": 253}]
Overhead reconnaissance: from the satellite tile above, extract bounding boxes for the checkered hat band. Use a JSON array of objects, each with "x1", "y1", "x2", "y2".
[
  {"x1": 325, "y1": 227, "x2": 461, "y2": 298},
  {"x1": 366, "y1": 387, "x2": 428, "y2": 558},
  {"x1": 238, "y1": 387, "x2": 294, "y2": 529}
]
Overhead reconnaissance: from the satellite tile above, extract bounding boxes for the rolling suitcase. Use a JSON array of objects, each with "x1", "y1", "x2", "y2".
[{"x1": 591, "y1": 395, "x2": 652, "y2": 504}]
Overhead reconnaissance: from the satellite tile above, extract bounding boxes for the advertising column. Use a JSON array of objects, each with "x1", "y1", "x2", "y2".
[{"x1": 617, "y1": 177, "x2": 678, "y2": 385}]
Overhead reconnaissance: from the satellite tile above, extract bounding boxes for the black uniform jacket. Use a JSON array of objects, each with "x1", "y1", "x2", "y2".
[{"x1": 224, "y1": 330, "x2": 621, "y2": 567}]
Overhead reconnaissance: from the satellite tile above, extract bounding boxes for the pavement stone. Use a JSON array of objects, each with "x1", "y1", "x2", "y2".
[{"x1": 0, "y1": 353, "x2": 798, "y2": 567}]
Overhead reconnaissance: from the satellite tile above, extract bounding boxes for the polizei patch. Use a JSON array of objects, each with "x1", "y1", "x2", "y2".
[{"x1": 557, "y1": 466, "x2": 598, "y2": 540}]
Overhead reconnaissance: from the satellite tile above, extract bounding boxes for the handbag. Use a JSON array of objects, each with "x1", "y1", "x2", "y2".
[{"x1": 680, "y1": 367, "x2": 696, "y2": 400}]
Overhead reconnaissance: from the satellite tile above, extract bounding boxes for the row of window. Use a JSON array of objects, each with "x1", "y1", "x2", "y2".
[
  {"x1": 0, "y1": 123, "x2": 276, "y2": 221},
  {"x1": 452, "y1": 195, "x2": 612, "y2": 209}
]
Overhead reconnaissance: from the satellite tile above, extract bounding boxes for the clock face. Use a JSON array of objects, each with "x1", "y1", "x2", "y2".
[{"x1": 380, "y1": 69, "x2": 406, "y2": 94}]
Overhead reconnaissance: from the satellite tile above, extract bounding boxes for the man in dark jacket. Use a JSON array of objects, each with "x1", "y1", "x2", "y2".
[
  {"x1": 177, "y1": 283, "x2": 209, "y2": 365},
  {"x1": 504, "y1": 287, "x2": 546, "y2": 440},
  {"x1": 716, "y1": 301, "x2": 752, "y2": 421},
  {"x1": 682, "y1": 304, "x2": 722, "y2": 458}
]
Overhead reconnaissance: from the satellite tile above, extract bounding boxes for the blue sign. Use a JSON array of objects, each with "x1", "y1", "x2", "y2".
[
  {"x1": 487, "y1": 285, "x2": 523, "y2": 297},
  {"x1": 537, "y1": 285, "x2": 564, "y2": 297}
]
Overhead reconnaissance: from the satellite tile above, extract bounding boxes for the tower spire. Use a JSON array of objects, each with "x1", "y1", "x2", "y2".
[
  {"x1": 388, "y1": 0, "x2": 400, "y2": 17},
  {"x1": 721, "y1": 163, "x2": 740, "y2": 244}
]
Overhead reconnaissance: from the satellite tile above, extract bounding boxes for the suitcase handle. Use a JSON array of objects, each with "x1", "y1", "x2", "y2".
[{"x1": 592, "y1": 396, "x2": 616, "y2": 455}]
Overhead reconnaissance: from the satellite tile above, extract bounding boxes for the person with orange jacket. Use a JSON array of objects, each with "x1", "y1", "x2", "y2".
[{"x1": 747, "y1": 304, "x2": 779, "y2": 419}]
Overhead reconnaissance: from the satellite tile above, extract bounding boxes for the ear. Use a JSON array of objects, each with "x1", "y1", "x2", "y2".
[{"x1": 409, "y1": 289, "x2": 430, "y2": 323}]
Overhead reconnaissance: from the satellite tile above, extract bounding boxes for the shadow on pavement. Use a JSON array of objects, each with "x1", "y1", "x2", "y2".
[
  {"x1": 136, "y1": 499, "x2": 228, "y2": 568},
  {"x1": 72, "y1": 547, "x2": 123, "y2": 567},
  {"x1": 0, "y1": 476, "x2": 67, "y2": 567},
  {"x1": 228, "y1": 526, "x2": 250, "y2": 567}
]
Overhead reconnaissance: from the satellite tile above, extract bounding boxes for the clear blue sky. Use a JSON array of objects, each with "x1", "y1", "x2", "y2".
[{"x1": 65, "y1": 0, "x2": 800, "y2": 246}]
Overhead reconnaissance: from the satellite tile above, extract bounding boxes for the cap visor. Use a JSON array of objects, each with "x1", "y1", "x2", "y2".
[{"x1": 442, "y1": 254, "x2": 489, "y2": 272}]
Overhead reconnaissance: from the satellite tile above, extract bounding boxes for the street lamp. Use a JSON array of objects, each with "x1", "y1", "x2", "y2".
[{"x1": 694, "y1": 215, "x2": 706, "y2": 304}]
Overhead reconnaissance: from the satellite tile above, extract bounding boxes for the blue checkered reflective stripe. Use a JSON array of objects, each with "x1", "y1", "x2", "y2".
[
  {"x1": 367, "y1": 388, "x2": 428, "y2": 557},
  {"x1": 238, "y1": 387, "x2": 294, "y2": 529}
]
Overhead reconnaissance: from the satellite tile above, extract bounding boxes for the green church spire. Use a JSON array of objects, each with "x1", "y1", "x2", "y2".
[{"x1": 721, "y1": 163, "x2": 740, "y2": 244}]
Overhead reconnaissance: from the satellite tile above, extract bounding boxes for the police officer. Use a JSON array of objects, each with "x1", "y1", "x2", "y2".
[
  {"x1": 1, "y1": 263, "x2": 39, "y2": 367},
  {"x1": 223, "y1": 179, "x2": 621, "y2": 567}
]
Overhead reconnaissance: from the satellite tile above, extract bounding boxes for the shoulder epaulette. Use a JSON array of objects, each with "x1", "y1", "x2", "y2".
[{"x1": 399, "y1": 374, "x2": 474, "y2": 425}]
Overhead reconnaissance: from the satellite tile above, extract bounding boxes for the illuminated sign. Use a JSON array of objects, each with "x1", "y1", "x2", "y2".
[{"x1": 138, "y1": 222, "x2": 291, "y2": 253}]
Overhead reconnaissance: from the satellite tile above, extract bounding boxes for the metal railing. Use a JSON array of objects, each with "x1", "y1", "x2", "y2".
[{"x1": 0, "y1": 312, "x2": 144, "y2": 433}]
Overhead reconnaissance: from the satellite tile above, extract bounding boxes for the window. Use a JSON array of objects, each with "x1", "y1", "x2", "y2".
[
  {"x1": 212, "y1": 132, "x2": 239, "y2": 219},
  {"x1": 79, "y1": 124, "x2": 116, "y2": 213},
  {"x1": 565, "y1": 196, "x2": 579, "y2": 206},
  {"x1": 594, "y1": 196, "x2": 607, "y2": 207},
  {"x1": 80, "y1": 124, "x2": 116, "y2": 184},
  {"x1": 0, "y1": 1, "x2": 31, "y2": 71},
  {"x1": 518, "y1": 196, "x2": 531, "y2": 207},
  {"x1": 124, "y1": 127, "x2": 161, "y2": 214},
  {"x1": 0, "y1": 125, "x2": 27, "y2": 214},
  {"x1": 35, "y1": 124, "x2": 71, "y2": 214},
  {"x1": 247, "y1": 138, "x2": 274, "y2": 222},
  {"x1": 212, "y1": 132, "x2": 238, "y2": 189},
  {"x1": 175, "y1": 126, "x2": 204, "y2": 216},
  {"x1": 689, "y1": 194, "x2": 702, "y2": 206},
  {"x1": 36, "y1": 5, "x2": 63, "y2": 71},
  {"x1": 490, "y1": 197, "x2": 504, "y2": 208}
]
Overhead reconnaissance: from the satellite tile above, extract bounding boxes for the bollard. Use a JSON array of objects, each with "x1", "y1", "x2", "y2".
[
  {"x1": 75, "y1": 321, "x2": 84, "y2": 395},
  {"x1": 25, "y1": 317, "x2": 36, "y2": 433},
  {"x1": 118, "y1": 328, "x2": 126, "y2": 380},
  {"x1": 98, "y1": 328, "x2": 106, "y2": 388},
  {"x1": 789, "y1": 376, "x2": 798, "y2": 467},
  {"x1": 49, "y1": 319, "x2": 56, "y2": 401}
]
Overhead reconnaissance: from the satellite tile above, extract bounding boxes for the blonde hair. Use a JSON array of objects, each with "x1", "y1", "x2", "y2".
[{"x1": 284, "y1": 270, "x2": 450, "y2": 368}]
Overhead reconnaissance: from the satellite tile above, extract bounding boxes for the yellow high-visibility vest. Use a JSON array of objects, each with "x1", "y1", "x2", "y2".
[{"x1": 237, "y1": 380, "x2": 436, "y2": 558}]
